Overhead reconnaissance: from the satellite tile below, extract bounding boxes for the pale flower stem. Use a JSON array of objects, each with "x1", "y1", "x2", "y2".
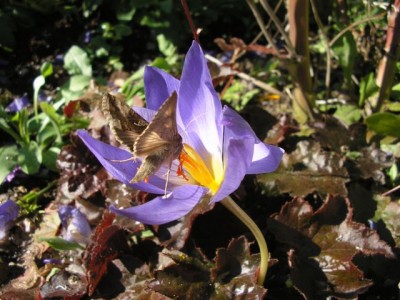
[{"x1": 220, "y1": 196, "x2": 269, "y2": 286}]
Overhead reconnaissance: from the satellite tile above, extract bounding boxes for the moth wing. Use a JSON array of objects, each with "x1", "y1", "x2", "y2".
[
  {"x1": 133, "y1": 131, "x2": 169, "y2": 157},
  {"x1": 102, "y1": 93, "x2": 148, "y2": 151},
  {"x1": 134, "y1": 91, "x2": 180, "y2": 157}
]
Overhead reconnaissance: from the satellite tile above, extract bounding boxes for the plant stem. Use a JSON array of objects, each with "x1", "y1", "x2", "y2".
[{"x1": 220, "y1": 196, "x2": 269, "y2": 286}]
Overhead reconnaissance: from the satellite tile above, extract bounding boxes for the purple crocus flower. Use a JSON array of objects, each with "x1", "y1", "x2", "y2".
[
  {"x1": 77, "y1": 41, "x2": 284, "y2": 225},
  {"x1": 58, "y1": 205, "x2": 92, "y2": 245},
  {"x1": 0, "y1": 200, "x2": 20, "y2": 240},
  {"x1": 6, "y1": 95, "x2": 30, "y2": 112}
]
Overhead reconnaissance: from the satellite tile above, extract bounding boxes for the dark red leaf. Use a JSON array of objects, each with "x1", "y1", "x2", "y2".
[
  {"x1": 268, "y1": 196, "x2": 395, "y2": 298},
  {"x1": 63, "y1": 100, "x2": 79, "y2": 118},
  {"x1": 83, "y1": 212, "x2": 129, "y2": 296}
]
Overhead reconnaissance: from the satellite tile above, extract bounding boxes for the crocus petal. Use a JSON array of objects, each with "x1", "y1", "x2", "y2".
[
  {"x1": 247, "y1": 143, "x2": 284, "y2": 174},
  {"x1": 220, "y1": 106, "x2": 284, "y2": 174},
  {"x1": 144, "y1": 66, "x2": 180, "y2": 110},
  {"x1": 77, "y1": 130, "x2": 165, "y2": 194},
  {"x1": 178, "y1": 41, "x2": 222, "y2": 166},
  {"x1": 212, "y1": 107, "x2": 255, "y2": 203},
  {"x1": 109, "y1": 185, "x2": 207, "y2": 225},
  {"x1": 133, "y1": 107, "x2": 156, "y2": 123},
  {"x1": 0, "y1": 200, "x2": 20, "y2": 239}
]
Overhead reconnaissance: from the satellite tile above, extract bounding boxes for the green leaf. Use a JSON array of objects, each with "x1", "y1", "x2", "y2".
[
  {"x1": 40, "y1": 62, "x2": 53, "y2": 78},
  {"x1": 332, "y1": 32, "x2": 357, "y2": 88},
  {"x1": 114, "y1": 24, "x2": 132, "y2": 39},
  {"x1": 222, "y1": 80, "x2": 259, "y2": 110},
  {"x1": 19, "y1": 141, "x2": 42, "y2": 175},
  {"x1": 334, "y1": 104, "x2": 362, "y2": 126},
  {"x1": 42, "y1": 146, "x2": 60, "y2": 172},
  {"x1": 82, "y1": 0, "x2": 102, "y2": 18},
  {"x1": 63, "y1": 46, "x2": 92, "y2": 76},
  {"x1": 392, "y1": 83, "x2": 400, "y2": 90},
  {"x1": 0, "y1": 145, "x2": 19, "y2": 183},
  {"x1": 157, "y1": 34, "x2": 178, "y2": 65},
  {"x1": 37, "y1": 123, "x2": 59, "y2": 148},
  {"x1": 17, "y1": 108, "x2": 30, "y2": 144},
  {"x1": 39, "y1": 237, "x2": 84, "y2": 251},
  {"x1": 365, "y1": 112, "x2": 400, "y2": 138},
  {"x1": 386, "y1": 102, "x2": 400, "y2": 112},
  {"x1": 39, "y1": 102, "x2": 61, "y2": 124},
  {"x1": 359, "y1": 72, "x2": 378, "y2": 107},
  {"x1": 64, "y1": 75, "x2": 91, "y2": 92},
  {"x1": 0, "y1": 116, "x2": 21, "y2": 143},
  {"x1": 60, "y1": 75, "x2": 91, "y2": 102},
  {"x1": 116, "y1": 2, "x2": 136, "y2": 21}
]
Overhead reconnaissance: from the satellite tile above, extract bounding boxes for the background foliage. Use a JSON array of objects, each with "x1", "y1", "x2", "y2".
[{"x1": 1, "y1": 0, "x2": 400, "y2": 299}]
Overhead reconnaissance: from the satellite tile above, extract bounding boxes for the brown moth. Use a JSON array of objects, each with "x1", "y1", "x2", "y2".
[
  {"x1": 102, "y1": 93, "x2": 148, "y2": 151},
  {"x1": 102, "y1": 92, "x2": 183, "y2": 193}
]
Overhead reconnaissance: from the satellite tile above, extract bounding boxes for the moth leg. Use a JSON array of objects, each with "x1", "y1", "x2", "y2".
[{"x1": 164, "y1": 159, "x2": 173, "y2": 196}]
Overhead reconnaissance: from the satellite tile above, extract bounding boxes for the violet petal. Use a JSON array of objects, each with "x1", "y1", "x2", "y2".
[
  {"x1": 144, "y1": 66, "x2": 180, "y2": 111},
  {"x1": 109, "y1": 185, "x2": 207, "y2": 225},
  {"x1": 212, "y1": 107, "x2": 255, "y2": 202},
  {"x1": 6, "y1": 95, "x2": 30, "y2": 112},
  {"x1": 58, "y1": 205, "x2": 92, "y2": 244},
  {"x1": 220, "y1": 106, "x2": 284, "y2": 174},
  {"x1": 0, "y1": 200, "x2": 20, "y2": 240},
  {"x1": 247, "y1": 142, "x2": 284, "y2": 174},
  {"x1": 178, "y1": 41, "x2": 223, "y2": 166},
  {"x1": 77, "y1": 130, "x2": 165, "y2": 194}
]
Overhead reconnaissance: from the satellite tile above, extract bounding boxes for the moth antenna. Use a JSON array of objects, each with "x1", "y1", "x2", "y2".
[{"x1": 109, "y1": 156, "x2": 137, "y2": 163}]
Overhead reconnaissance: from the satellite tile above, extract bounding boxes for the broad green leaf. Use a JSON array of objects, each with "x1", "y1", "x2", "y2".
[
  {"x1": 359, "y1": 72, "x2": 378, "y2": 107},
  {"x1": 365, "y1": 112, "x2": 400, "y2": 138},
  {"x1": 60, "y1": 75, "x2": 91, "y2": 102},
  {"x1": 386, "y1": 102, "x2": 400, "y2": 112},
  {"x1": 334, "y1": 104, "x2": 362, "y2": 126},
  {"x1": 0, "y1": 145, "x2": 19, "y2": 183},
  {"x1": 63, "y1": 46, "x2": 92, "y2": 76},
  {"x1": 151, "y1": 57, "x2": 170, "y2": 70},
  {"x1": 39, "y1": 237, "x2": 84, "y2": 251},
  {"x1": 392, "y1": 83, "x2": 400, "y2": 92},
  {"x1": 19, "y1": 141, "x2": 42, "y2": 174},
  {"x1": 63, "y1": 75, "x2": 91, "y2": 92},
  {"x1": 37, "y1": 123, "x2": 59, "y2": 148},
  {"x1": 42, "y1": 147, "x2": 61, "y2": 172}
]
